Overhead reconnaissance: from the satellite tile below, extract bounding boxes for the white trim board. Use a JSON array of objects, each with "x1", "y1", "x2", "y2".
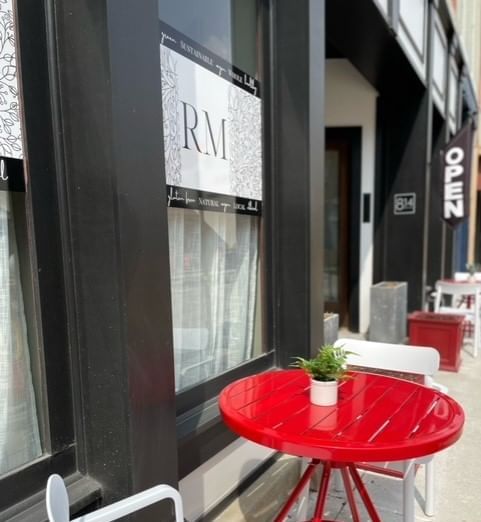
[
  {"x1": 179, "y1": 438, "x2": 275, "y2": 521},
  {"x1": 325, "y1": 59, "x2": 378, "y2": 334}
]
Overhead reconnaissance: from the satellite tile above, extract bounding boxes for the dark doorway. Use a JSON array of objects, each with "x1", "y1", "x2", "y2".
[{"x1": 324, "y1": 128, "x2": 361, "y2": 330}]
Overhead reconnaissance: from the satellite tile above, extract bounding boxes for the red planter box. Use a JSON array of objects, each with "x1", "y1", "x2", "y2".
[{"x1": 408, "y1": 311, "x2": 464, "y2": 372}]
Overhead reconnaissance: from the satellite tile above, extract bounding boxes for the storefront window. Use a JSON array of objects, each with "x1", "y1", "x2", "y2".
[
  {"x1": 0, "y1": 190, "x2": 41, "y2": 474},
  {"x1": 159, "y1": 0, "x2": 264, "y2": 391},
  {"x1": 169, "y1": 208, "x2": 262, "y2": 391},
  {"x1": 158, "y1": 0, "x2": 258, "y2": 78}
]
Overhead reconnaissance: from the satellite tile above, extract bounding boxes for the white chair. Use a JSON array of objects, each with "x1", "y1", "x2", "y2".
[
  {"x1": 434, "y1": 280, "x2": 481, "y2": 357},
  {"x1": 334, "y1": 338, "x2": 447, "y2": 521},
  {"x1": 46, "y1": 474, "x2": 184, "y2": 522}
]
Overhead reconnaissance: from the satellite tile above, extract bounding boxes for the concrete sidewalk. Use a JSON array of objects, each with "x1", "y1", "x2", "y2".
[
  {"x1": 425, "y1": 343, "x2": 481, "y2": 521},
  {"x1": 288, "y1": 342, "x2": 481, "y2": 521}
]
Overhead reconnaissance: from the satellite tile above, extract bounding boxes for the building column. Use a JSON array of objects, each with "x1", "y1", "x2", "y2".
[
  {"x1": 48, "y1": 0, "x2": 178, "y2": 518},
  {"x1": 271, "y1": 0, "x2": 325, "y2": 364}
]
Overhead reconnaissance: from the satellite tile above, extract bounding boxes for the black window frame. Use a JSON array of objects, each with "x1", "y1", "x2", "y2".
[
  {"x1": 2, "y1": 0, "x2": 326, "y2": 511},
  {"x1": 0, "y1": 0, "x2": 82, "y2": 516},
  {"x1": 3, "y1": 0, "x2": 181, "y2": 516},
  {"x1": 159, "y1": 0, "x2": 276, "y2": 478},
  {"x1": 170, "y1": 0, "x2": 326, "y2": 479}
]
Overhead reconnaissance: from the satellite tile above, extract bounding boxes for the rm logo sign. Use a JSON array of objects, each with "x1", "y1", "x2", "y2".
[{"x1": 393, "y1": 193, "x2": 416, "y2": 215}]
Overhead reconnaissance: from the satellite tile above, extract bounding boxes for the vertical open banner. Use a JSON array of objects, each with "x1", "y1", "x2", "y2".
[{"x1": 440, "y1": 121, "x2": 474, "y2": 228}]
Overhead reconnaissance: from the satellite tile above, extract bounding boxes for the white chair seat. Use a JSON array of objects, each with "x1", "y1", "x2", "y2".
[{"x1": 334, "y1": 338, "x2": 446, "y2": 521}]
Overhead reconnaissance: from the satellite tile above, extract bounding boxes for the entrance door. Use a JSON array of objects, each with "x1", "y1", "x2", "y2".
[{"x1": 324, "y1": 139, "x2": 350, "y2": 325}]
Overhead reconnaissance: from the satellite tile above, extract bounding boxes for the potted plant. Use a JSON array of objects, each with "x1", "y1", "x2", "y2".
[{"x1": 291, "y1": 344, "x2": 352, "y2": 406}]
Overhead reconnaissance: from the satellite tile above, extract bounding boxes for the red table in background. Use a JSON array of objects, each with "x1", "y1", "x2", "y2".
[{"x1": 219, "y1": 370, "x2": 464, "y2": 522}]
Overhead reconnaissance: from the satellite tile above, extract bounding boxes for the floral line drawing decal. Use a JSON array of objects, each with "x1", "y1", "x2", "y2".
[
  {"x1": 0, "y1": 0, "x2": 22, "y2": 159},
  {"x1": 228, "y1": 87, "x2": 262, "y2": 201},
  {"x1": 161, "y1": 46, "x2": 181, "y2": 187}
]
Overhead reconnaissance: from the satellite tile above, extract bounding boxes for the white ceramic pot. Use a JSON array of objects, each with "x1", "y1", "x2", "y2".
[{"x1": 310, "y1": 379, "x2": 338, "y2": 406}]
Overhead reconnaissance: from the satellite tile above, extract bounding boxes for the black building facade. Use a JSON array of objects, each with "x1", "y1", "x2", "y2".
[{"x1": 0, "y1": 0, "x2": 477, "y2": 521}]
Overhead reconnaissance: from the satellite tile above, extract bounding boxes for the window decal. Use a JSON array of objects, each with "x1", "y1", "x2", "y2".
[
  {"x1": 0, "y1": 1, "x2": 23, "y2": 160},
  {"x1": 160, "y1": 21, "x2": 262, "y2": 215}
]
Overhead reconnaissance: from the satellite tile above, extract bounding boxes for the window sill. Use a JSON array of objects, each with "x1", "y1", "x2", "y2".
[
  {"x1": 1, "y1": 472, "x2": 102, "y2": 522},
  {"x1": 176, "y1": 351, "x2": 275, "y2": 416}
]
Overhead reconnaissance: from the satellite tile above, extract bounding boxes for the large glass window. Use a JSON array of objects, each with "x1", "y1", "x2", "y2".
[
  {"x1": 158, "y1": 0, "x2": 259, "y2": 78},
  {"x1": 159, "y1": 0, "x2": 265, "y2": 392},
  {"x1": 169, "y1": 208, "x2": 262, "y2": 391},
  {"x1": 0, "y1": 190, "x2": 42, "y2": 474}
]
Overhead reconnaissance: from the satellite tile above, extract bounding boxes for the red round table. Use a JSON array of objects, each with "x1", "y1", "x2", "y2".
[{"x1": 219, "y1": 370, "x2": 464, "y2": 522}]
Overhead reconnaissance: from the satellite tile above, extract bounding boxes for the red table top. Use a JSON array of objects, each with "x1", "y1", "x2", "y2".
[{"x1": 219, "y1": 370, "x2": 464, "y2": 462}]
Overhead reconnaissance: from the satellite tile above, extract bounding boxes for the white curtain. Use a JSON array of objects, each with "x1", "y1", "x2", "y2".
[
  {"x1": 0, "y1": 191, "x2": 41, "y2": 474},
  {"x1": 168, "y1": 208, "x2": 259, "y2": 391}
]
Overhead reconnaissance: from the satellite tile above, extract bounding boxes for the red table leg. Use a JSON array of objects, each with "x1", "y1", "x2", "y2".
[
  {"x1": 348, "y1": 464, "x2": 382, "y2": 522},
  {"x1": 341, "y1": 467, "x2": 361, "y2": 522},
  {"x1": 274, "y1": 460, "x2": 383, "y2": 522},
  {"x1": 273, "y1": 459, "x2": 320, "y2": 522},
  {"x1": 311, "y1": 462, "x2": 332, "y2": 521}
]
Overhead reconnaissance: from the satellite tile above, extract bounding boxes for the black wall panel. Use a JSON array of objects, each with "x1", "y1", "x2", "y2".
[{"x1": 375, "y1": 90, "x2": 429, "y2": 312}]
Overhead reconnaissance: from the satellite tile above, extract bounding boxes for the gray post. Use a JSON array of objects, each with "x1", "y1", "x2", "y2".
[{"x1": 369, "y1": 282, "x2": 408, "y2": 343}]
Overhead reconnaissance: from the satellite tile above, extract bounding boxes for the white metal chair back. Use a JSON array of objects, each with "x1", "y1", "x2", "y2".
[
  {"x1": 46, "y1": 475, "x2": 70, "y2": 522},
  {"x1": 434, "y1": 280, "x2": 481, "y2": 357},
  {"x1": 46, "y1": 474, "x2": 184, "y2": 522},
  {"x1": 333, "y1": 338, "x2": 445, "y2": 520},
  {"x1": 434, "y1": 280, "x2": 481, "y2": 311},
  {"x1": 334, "y1": 338, "x2": 440, "y2": 379}
]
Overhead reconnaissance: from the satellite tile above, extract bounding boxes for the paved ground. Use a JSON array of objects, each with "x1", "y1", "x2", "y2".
[
  {"x1": 427, "y1": 342, "x2": 481, "y2": 522},
  {"x1": 288, "y1": 341, "x2": 481, "y2": 521}
]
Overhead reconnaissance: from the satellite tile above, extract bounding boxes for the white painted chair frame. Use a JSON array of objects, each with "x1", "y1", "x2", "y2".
[
  {"x1": 334, "y1": 338, "x2": 447, "y2": 522},
  {"x1": 454, "y1": 271, "x2": 481, "y2": 282},
  {"x1": 433, "y1": 280, "x2": 481, "y2": 357},
  {"x1": 46, "y1": 474, "x2": 184, "y2": 522}
]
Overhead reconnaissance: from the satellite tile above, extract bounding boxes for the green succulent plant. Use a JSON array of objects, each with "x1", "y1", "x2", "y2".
[{"x1": 291, "y1": 344, "x2": 354, "y2": 382}]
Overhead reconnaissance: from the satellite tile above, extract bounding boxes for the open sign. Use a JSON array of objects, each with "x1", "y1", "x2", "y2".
[{"x1": 441, "y1": 122, "x2": 473, "y2": 228}]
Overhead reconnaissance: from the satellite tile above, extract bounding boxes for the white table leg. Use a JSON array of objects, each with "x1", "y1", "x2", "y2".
[
  {"x1": 403, "y1": 459, "x2": 415, "y2": 522},
  {"x1": 424, "y1": 459, "x2": 435, "y2": 516}
]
